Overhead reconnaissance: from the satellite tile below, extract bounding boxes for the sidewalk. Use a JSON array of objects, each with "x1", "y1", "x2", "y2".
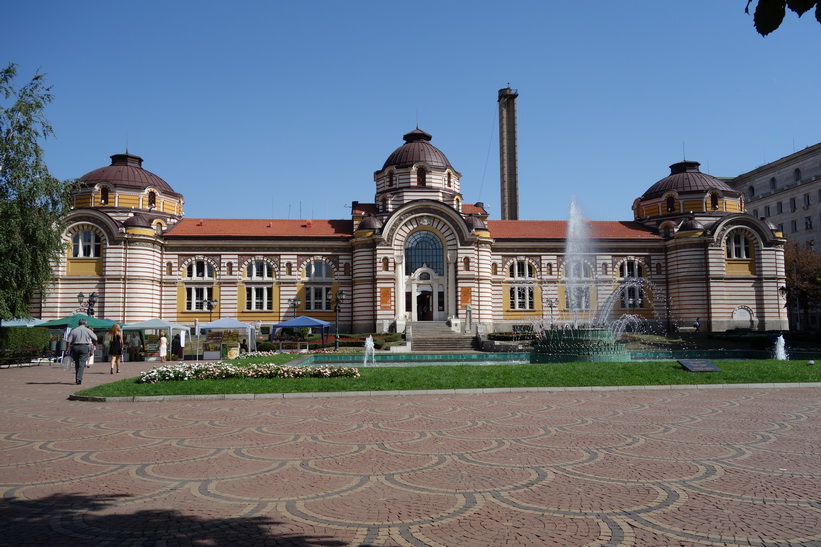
[{"x1": 1, "y1": 364, "x2": 820, "y2": 545}]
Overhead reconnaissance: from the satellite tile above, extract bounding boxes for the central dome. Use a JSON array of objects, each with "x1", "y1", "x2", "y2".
[
  {"x1": 80, "y1": 153, "x2": 179, "y2": 196},
  {"x1": 640, "y1": 161, "x2": 736, "y2": 200},
  {"x1": 381, "y1": 129, "x2": 453, "y2": 171}
]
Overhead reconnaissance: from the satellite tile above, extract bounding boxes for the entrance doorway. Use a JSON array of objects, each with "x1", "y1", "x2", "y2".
[{"x1": 416, "y1": 292, "x2": 433, "y2": 321}]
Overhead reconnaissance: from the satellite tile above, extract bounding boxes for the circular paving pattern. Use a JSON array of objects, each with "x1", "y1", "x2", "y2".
[{"x1": 1, "y1": 365, "x2": 820, "y2": 545}]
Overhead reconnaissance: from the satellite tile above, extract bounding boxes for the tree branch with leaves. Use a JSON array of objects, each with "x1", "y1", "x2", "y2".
[
  {"x1": 746, "y1": 0, "x2": 821, "y2": 35},
  {"x1": 1, "y1": 63, "x2": 73, "y2": 321}
]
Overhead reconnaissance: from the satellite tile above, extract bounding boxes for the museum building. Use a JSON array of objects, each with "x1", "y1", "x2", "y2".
[{"x1": 29, "y1": 122, "x2": 789, "y2": 336}]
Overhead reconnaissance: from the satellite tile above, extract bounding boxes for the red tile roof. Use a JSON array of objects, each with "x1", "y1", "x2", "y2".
[
  {"x1": 164, "y1": 218, "x2": 353, "y2": 239},
  {"x1": 487, "y1": 220, "x2": 659, "y2": 240}
]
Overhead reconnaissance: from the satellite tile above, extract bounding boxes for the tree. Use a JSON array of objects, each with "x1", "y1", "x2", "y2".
[
  {"x1": 746, "y1": 0, "x2": 821, "y2": 35},
  {"x1": 783, "y1": 240, "x2": 821, "y2": 330},
  {"x1": 0, "y1": 63, "x2": 73, "y2": 321}
]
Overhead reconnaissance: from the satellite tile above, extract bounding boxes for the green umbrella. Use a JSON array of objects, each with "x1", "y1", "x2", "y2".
[{"x1": 37, "y1": 314, "x2": 117, "y2": 330}]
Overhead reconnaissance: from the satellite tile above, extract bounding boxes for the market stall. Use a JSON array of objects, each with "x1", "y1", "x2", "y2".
[
  {"x1": 38, "y1": 314, "x2": 119, "y2": 361},
  {"x1": 196, "y1": 318, "x2": 255, "y2": 360},
  {"x1": 122, "y1": 319, "x2": 190, "y2": 361}
]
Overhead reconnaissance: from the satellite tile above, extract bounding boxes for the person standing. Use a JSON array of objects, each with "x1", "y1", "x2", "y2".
[
  {"x1": 158, "y1": 332, "x2": 168, "y2": 363},
  {"x1": 109, "y1": 323, "x2": 124, "y2": 374},
  {"x1": 693, "y1": 318, "x2": 701, "y2": 332},
  {"x1": 66, "y1": 318, "x2": 98, "y2": 385},
  {"x1": 128, "y1": 331, "x2": 141, "y2": 361},
  {"x1": 171, "y1": 334, "x2": 181, "y2": 361}
]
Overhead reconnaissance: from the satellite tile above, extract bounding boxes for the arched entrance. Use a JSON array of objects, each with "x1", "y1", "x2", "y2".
[{"x1": 403, "y1": 230, "x2": 448, "y2": 322}]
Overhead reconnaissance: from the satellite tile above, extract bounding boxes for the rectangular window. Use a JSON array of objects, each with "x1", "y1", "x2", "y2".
[
  {"x1": 790, "y1": 198, "x2": 796, "y2": 212},
  {"x1": 764, "y1": 205, "x2": 771, "y2": 216},
  {"x1": 508, "y1": 286, "x2": 534, "y2": 310},
  {"x1": 778, "y1": 223, "x2": 784, "y2": 233},
  {"x1": 777, "y1": 201, "x2": 783, "y2": 214},
  {"x1": 185, "y1": 287, "x2": 212, "y2": 311},
  {"x1": 304, "y1": 286, "x2": 331, "y2": 310},
  {"x1": 245, "y1": 287, "x2": 272, "y2": 310},
  {"x1": 753, "y1": 209, "x2": 759, "y2": 218},
  {"x1": 804, "y1": 194, "x2": 811, "y2": 208},
  {"x1": 791, "y1": 220, "x2": 798, "y2": 233},
  {"x1": 805, "y1": 217, "x2": 813, "y2": 230}
]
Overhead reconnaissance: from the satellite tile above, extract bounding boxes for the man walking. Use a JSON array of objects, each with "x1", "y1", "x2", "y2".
[{"x1": 66, "y1": 318, "x2": 98, "y2": 385}]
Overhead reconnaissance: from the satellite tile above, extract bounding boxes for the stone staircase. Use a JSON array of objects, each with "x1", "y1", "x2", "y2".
[{"x1": 407, "y1": 321, "x2": 478, "y2": 352}]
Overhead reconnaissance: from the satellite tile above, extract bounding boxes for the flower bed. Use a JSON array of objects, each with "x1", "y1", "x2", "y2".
[{"x1": 137, "y1": 361, "x2": 360, "y2": 384}]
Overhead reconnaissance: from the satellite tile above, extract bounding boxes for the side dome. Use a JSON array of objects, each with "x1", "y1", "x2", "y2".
[
  {"x1": 81, "y1": 153, "x2": 178, "y2": 195},
  {"x1": 358, "y1": 215, "x2": 383, "y2": 230},
  {"x1": 464, "y1": 214, "x2": 487, "y2": 231},
  {"x1": 122, "y1": 213, "x2": 151, "y2": 228},
  {"x1": 382, "y1": 129, "x2": 453, "y2": 170},
  {"x1": 679, "y1": 217, "x2": 705, "y2": 232},
  {"x1": 640, "y1": 161, "x2": 737, "y2": 200}
]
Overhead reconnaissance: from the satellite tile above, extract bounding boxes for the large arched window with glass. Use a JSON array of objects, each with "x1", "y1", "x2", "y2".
[
  {"x1": 508, "y1": 260, "x2": 535, "y2": 310},
  {"x1": 563, "y1": 260, "x2": 593, "y2": 310},
  {"x1": 404, "y1": 230, "x2": 443, "y2": 275},
  {"x1": 618, "y1": 259, "x2": 646, "y2": 309}
]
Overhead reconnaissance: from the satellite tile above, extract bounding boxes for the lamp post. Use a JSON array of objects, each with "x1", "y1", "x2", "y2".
[
  {"x1": 204, "y1": 299, "x2": 219, "y2": 322},
  {"x1": 292, "y1": 297, "x2": 301, "y2": 318},
  {"x1": 77, "y1": 292, "x2": 99, "y2": 316},
  {"x1": 334, "y1": 290, "x2": 346, "y2": 352},
  {"x1": 545, "y1": 298, "x2": 556, "y2": 324}
]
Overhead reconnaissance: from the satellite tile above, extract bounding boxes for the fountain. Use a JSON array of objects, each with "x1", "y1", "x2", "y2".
[
  {"x1": 530, "y1": 198, "x2": 668, "y2": 363},
  {"x1": 773, "y1": 335, "x2": 789, "y2": 360},
  {"x1": 363, "y1": 335, "x2": 376, "y2": 367}
]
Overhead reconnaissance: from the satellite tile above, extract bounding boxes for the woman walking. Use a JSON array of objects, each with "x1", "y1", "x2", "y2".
[{"x1": 109, "y1": 324, "x2": 124, "y2": 374}]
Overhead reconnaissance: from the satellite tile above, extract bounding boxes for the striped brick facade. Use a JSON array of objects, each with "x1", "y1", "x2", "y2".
[{"x1": 32, "y1": 131, "x2": 788, "y2": 334}]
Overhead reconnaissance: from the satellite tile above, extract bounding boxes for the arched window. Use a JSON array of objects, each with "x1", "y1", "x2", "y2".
[
  {"x1": 446, "y1": 172, "x2": 452, "y2": 187},
  {"x1": 71, "y1": 231, "x2": 101, "y2": 258},
  {"x1": 710, "y1": 193, "x2": 719, "y2": 210},
  {"x1": 286, "y1": 262, "x2": 292, "y2": 276},
  {"x1": 166, "y1": 262, "x2": 173, "y2": 276},
  {"x1": 463, "y1": 257, "x2": 470, "y2": 271},
  {"x1": 655, "y1": 263, "x2": 662, "y2": 275},
  {"x1": 794, "y1": 168, "x2": 801, "y2": 182},
  {"x1": 147, "y1": 191, "x2": 157, "y2": 208},
  {"x1": 388, "y1": 171, "x2": 395, "y2": 187},
  {"x1": 404, "y1": 230, "x2": 443, "y2": 275},
  {"x1": 666, "y1": 195, "x2": 676, "y2": 213},
  {"x1": 491, "y1": 263, "x2": 498, "y2": 276},
  {"x1": 382, "y1": 257, "x2": 389, "y2": 271},
  {"x1": 546, "y1": 263, "x2": 553, "y2": 276},
  {"x1": 344, "y1": 262, "x2": 351, "y2": 277},
  {"x1": 563, "y1": 260, "x2": 593, "y2": 310},
  {"x1": 662, "y1": 225, "x2": 673, "y2": 239},
  {"x1": 100, "y1": 186, "x2": 109, "y2": 205},
  {"x1": 508, "y1": 260, "x2": 535, "y2": 279},
  {"x1": 246, "y1": 261, "x2": 273, "y2": 279},
  {"x1": 305, "y1": 260, "x2": 332, "y2": 279},
  {"x1": 726, "y1": 233, "x2": 751, "y2": 259},
  {"x1": 226, "y1": 262, "x2": 233, "y2": 276},
  {"x1": 601, "y1": 262, "x2": 608, "y2": 275},
  {"x1": 748, "y1": 186, "x2": 755, "y2": 198},
  {"x1": 187, "y1": 260, "x2": 215, "y2": 278},
  {"x1": 770, "y1": 177, "x2": 777, "y2": 190},
  {"x1": 619, "y1": 260, "x2": 645, "y2": 278},
  {"x1": 417, "y1": 166, "x2": 427, "y2": 186}
]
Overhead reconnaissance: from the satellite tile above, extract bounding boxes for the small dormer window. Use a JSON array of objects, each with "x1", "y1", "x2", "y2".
[
  {"x1": 100, "y1": 186, "x2": 109, "y2": 205},
  {"x1": 417, "y1": 167, "x2": 427, "y2": 187},
  {"x1": 148, "y1": 191, "x2": 157, "y2": 208},
  {"x1": 710, "y1": 193, "x2": 719, "y2": 210}
]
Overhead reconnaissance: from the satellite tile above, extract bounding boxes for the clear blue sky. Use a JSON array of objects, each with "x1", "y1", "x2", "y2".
[{"x1": 5, "y1": 1, "x2": 820, "y2": 222}]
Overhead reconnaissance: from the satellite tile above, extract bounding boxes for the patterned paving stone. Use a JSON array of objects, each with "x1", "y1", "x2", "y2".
[{"x1": 1, "y1": 365, "x2": 820, "y2": 545}]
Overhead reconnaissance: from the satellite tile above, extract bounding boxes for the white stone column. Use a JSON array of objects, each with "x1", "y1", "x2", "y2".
[{"x1": 447, "y1": 251, "x2": 457, "y2": 317}]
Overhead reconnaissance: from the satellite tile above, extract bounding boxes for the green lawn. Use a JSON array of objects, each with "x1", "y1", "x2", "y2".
[{"x1": 77, "y1": 357, "x2": 821, "y2": 398}]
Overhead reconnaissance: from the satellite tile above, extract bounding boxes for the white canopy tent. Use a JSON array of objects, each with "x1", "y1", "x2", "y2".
[
  {"x1": 196, "y1": 317, "x2": 256, "y2": 359},
  {"x1": 122, "y1": 319, "x2": 191, "y2": 360}
]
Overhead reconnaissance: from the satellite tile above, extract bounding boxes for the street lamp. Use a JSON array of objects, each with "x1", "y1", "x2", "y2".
[
  {"x1": 334, "y1": 290, "x2": 346, "y2": 351},
  {"x1": 204, "y1": 299, "x2": 219, "y2": 322},
  {"x1": 292, "y1": 297, "x2": 301, "y2": 318},
  {"x1": 545, "y1": 298, "x2": 556, "y2": 323},
  {"x1": 77, "y1": 292, "x2": 98, "y2": 316}
]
